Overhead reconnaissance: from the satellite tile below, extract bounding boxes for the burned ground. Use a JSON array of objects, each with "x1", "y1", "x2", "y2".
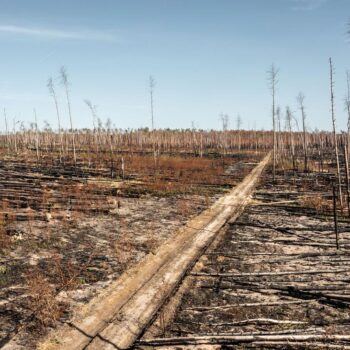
[
  {"x1": 138, "y1": 161, "x2": 350, "y2": 349},
  {"x1": 0, "y1": 151, "x2": 263, "y2": 349}
]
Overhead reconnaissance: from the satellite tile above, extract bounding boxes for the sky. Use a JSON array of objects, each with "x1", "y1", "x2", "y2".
[{"x1": 0, "y1": 0, "x2": 349, "y2": 132}]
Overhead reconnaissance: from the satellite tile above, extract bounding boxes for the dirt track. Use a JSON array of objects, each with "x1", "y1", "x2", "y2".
[{"x1": 34, "y1": 153, "x2": 270, "y2": 350}]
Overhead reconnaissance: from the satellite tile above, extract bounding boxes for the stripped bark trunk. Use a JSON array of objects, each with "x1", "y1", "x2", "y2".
[
  {"x1": 329, "y1": 58, "x2": 343, "y2": 209},
  {"x1": 343, "y1": 145, "x2": 350, "y2": 217},
  {"x1": 333, "y1": 185, "x2": 339, "y2": 250}
]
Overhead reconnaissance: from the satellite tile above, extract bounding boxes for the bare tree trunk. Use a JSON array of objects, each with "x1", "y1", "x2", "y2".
[
  {"x1": 4, "y1": 108, "x2": 9, "y2": 154},
  {"x1": 85, "y1": 100, "x2": 99, "y2": 155},
  {"x1": 13, "y1": 117, "x2": 17, "y2": 154},
  {"x1": 329, "y1": 58, "x2": 343, "y2": 209},
  {"x1": 47, "y1": 78, "x2": 63, "y2": 163},
  {"x1": 286, "y1": 106, "x2": 295, "y2": 170},
  {"x1": 297, "y1": 92, "x2": 308, "y2": 172},
  {"x1": 149, "y1": 75, "x2": 157, "y2": 174},
  {"x1": 121, "y1": 156, "x2": 125, "y2": 179},
  {"x1": 346, "y1": 71, "x2": 350, "y2": 163},
  {"x1": 343, "y1": 145, "x2": 350, "y2": 217},
  {"x1": 34, "y1": 108, "x2": 40, "y2": 163},
  {"x1": 268, "y1": 64, "x2": 279, "y2": 183},
  {"x1": 276, "y1": 106, "x2": 281, "y2": 160},
  {"x1": 60, "y1": 67, "x2": 77, "y2": 166},
  {"x1": 149, "y1": 75, "x2": 155, "y2": 131},
  {"x1": 333, "y1": 185, "x2": 339, "y2": 249},
  {"x1": 236, "y1": 114, "x2": 241, "y2": 151}
]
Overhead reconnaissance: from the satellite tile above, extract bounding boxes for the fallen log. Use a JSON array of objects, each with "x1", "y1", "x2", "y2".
[
  {"x1": 191, "y1": 268, "x2": 350, "y2": 278},
  {"x1": 137, "y1": 334, "x2": 350, "y2": 347},
  {"x1": 184, "y1": 300, "x2": 313, "y2": 311},
  {"x1": 240, "y1": 342, "x2": 350, "y2": 349},
  {"x1": 183, "y1": 318, "x2": 308, "y2": 327}
]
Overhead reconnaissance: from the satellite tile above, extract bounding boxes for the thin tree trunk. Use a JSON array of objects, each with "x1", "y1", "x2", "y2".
[
  {"x1": 297, "y1": 93, "x2": 308, "y2": 172},
  {"x1": 343, "y1": 145, "x2": 350, "y2": 217},
  {"x1": 329, "y1": 58, "x2": 343, "y2": 209},
  {"x1": 333, "y1": 185, "x2": 339, "y2": 250},
  {"x1": 34, "y1": 108, "x2": 40, "y2": 163},
  {"x1": 346, "y1": 71, "x2": 350, "y2": 163},
  {"x1": 4, "y1": 109, "x2": 9, "y2": 154},
  {"x1": 268, "y1": 65, "x2": 278, "y2": 183}
]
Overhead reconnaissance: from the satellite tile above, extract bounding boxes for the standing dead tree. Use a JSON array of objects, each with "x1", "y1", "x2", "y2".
[
  {"x1": 297, "y1": 92, "x2": 308, "y2": 172},
  {"x1": 33, "y1": 108, "x2": 40, "y2": 163},
  {"x1": 149, "y1": 75, "x2": 157, "y2": 172},
  {"x1": 236, "y1": 114, "x2": 242, "y2": 151},
  {"x1": 329, "y1": 58, "x2": 343, "y2": 209},
  {"x1": 345, "y1": 71, "x2": 350, "y2": 162},
  {"x1": 12, "y1": 117, "x2": 18, "y2": 154},
  {"x1": 276, "y1": 106, "x2": 282, "y2": 157},
  {"x1": 3, "y1": 108, "x2": 9, "y2": 154},
  {"x1": 47, "y1": 77, "x2": 63, "y2": 162},
  {"x1": 220, "y1": 113, "x2": 229, "y2": 131},
  {"x1": 219, "y1": 113, "x2": 230, "y2": 168},
  {"x1": 84, "y1": 99, "x2": 99, "y2": 155},
  {"x1": 343, "y1": 145, "x2": 350, "y2": 216},
  {"x1": 84, "y1": 99, "x2": 98, "y2": 131},
  {"x1": 342, "y1": 71, "x2": 350, "y2": 215},
  {"x1": 333, "y1": 185, "x2": 340, "y2": 249},
  {"x1": 149, "y1": 75, "x2": 155, "y2": 131},
  {"x1": 60, "y1": 66, "x2": 77, "y2": 166},
  {"x1": 267, "y1": 64, "x2": 279, "y2": 182},
  {"x1": 286, "y1": 106, "x2": 296, "y2": 170}
]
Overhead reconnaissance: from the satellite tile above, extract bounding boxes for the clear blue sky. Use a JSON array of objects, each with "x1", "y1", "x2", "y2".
[{"x1": 0, "y1": 0, "x2": 349, "y2": 131}]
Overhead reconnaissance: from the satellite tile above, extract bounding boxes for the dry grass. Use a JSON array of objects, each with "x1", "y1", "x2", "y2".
[
  {"x1": 0, "y1": 221, "x2": 11, "y2": 252},
  {"x1": 111, "y1": 231, "x2": 137, "y2": 265},
  {"x1": 25, "y1": 270, "x2": 63, "y2": 327},
  {"x1": 127, "y1": 155, "x2": 226, "y2": 183},
  {"x1": 176, "y1": 199, "x2": 192, "y2": 217},
  {"x1": 24, "y1": 250, "x2": 97, "y2": 329},
  {"x1": 299, "y1": 195, "x2": 332, "y2": 213},
  {"x1": 49, "y1": 254, "x2": 81, "y2": 291}
]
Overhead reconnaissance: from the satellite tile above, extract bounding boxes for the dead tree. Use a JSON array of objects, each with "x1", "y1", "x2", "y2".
[
  {"x1": 219, "y1": 113, "x2": 230, "y2": 168},
  {"x1": 343, "y1": 145, "x2": 350, "y2": 216},
  {"x1": 84, "y1": 99, "x2": 98, "y2": 131},
  {"x1": 276, "y1": 106, "x2": 281, "y2": 159},
  {"x1": 345, "y1": 71, "x2": 350, "y2": 162},
  {"x1": 236, "y1": 114, "x2": 242, "y2": 151},
  {"x1": 84, "y1": 99, "x2": 99, "y2": 154},
  {"x1": 60, "y1": 66, "x2": 77, "y2": 166},
  {"x1": 33, "y1": 108, "x2": 40, "y2": 163},
  {"x1": 297, "y1": 92, "x2": 308, "y2": 172},
  {"x1": 149, "y1": 75, "x2": 157, "y2": 172},
  {"x1": 3, "y1": 108, "x2": 9, "y2": 153},
  {"x1": 13, "y1": 117, "x2": 18, "y2": 154},
  {"x1": 329, "y1": 58, "x2": 343, "y2": 209},
  {"x1": 220, "y1": 113, "x2": 229, "y2": 132},
  {"x1": 333, "y1": 185, "x2": 339, "y2": 249},
  {"x1": 267, "y1": 64, "x2": 279, "y2": 182},
  {"x1": 277, "y1": 106, "x2": 283, "y2": 156},
  {"x1": 286, "y1": 106, "x2": 296, "y2": 170},
  {"x1": 149, "y1": 75, "x2": 155, "y2": 131},
  {"x1": 47, "y1": 77, "x2": 63, "y2": 162}
]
